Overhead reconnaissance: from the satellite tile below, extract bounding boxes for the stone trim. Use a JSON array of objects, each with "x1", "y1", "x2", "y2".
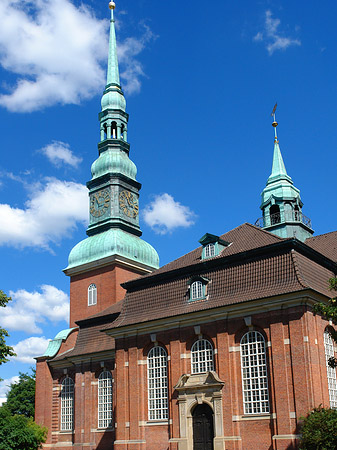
[
  {"x1": 273, "y1": 434, "x2": 301, "y2": 440},
  {"x1": 284, "y1": 338, "x2": 290, "y2": 345},
  {"x1": 174, "y1": 371, "x2": 225, "y2": 450},
  {"x1": 232, "y1": 413, "x2": 276, "y2": 421},
  {"x1": 139, "y1": 419, "x2": 172, "y2": 426},
  {"x1": 90, "y1": 427, "x2": 114, "y2": 432},
  {"x1": 229, "y1": 346, "x2": 240, "y2": 352},
  {"x1": 114, "y1": 440, "x2": 146, "y2": 444}
]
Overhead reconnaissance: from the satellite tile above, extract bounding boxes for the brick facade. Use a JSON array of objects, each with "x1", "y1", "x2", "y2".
[
  {"x1": 69, "y1": 264, "x2": 144, "y2": 326},
  {"x1": 35, "y1": 226, "x2": 337, "y2": 450}
]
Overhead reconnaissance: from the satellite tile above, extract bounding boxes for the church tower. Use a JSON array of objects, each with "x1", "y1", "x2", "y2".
[
  {"x1": 256, "y1": 112, "x2": 314, "y2": 242},
  {"x1": 64, "y1": 1, "x2": 159, "y2": 326}
]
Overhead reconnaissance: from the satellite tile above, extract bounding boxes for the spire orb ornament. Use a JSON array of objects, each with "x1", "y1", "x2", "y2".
[{"x1": 109, "y1": 1, "x2": 115, "y2": 10}]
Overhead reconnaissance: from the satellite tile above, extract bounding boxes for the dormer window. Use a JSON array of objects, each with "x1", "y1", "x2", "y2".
[
  {"x1": 189, "y1": 277, "x2": 209, "y2": 302},
  {"x1": 191, "y1": 281, "x2": 203, "y2": 300},
  {"x1": 199, "y1": 233, "x2": 230, "y2": 260},
  {"x1": 204, "y1": 243, "x2": 215, "y2": 258},
  {"x1": 88, "y1": 284, "x2": 97, "y2": 306}
]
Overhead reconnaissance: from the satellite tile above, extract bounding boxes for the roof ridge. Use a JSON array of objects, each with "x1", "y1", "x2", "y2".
[
  {"x1": 244, "y1": 222, "x2": 285, "y2": 240},
  {"x1": 290, "y1": 250, "x2": 309, "y2": 289},
  {"x1": 306, "y1": 229, "x2": 337, "y2": 240}
]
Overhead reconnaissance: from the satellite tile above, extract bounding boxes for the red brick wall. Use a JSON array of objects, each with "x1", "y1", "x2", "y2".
[
  {"x1": 69, "y1": 264, "x2": 143, "y2": 326},
  {"x1": 35, "y1": 360, "x2": 53, "y2": 444},
  {"x1": 37, "y1": 302, "x2": 334, "y2": 450},
  {"x1": 113, "y1": 305, "x2": 333, "y2": 450}
]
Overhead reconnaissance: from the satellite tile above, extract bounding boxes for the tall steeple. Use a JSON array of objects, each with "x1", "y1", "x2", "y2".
[
  {"x1": 256, "y1": 109, "x2": 314, "y2": 242},
  {"x1": 64, "y1": 1, "x2": 159, "y2": 278}
]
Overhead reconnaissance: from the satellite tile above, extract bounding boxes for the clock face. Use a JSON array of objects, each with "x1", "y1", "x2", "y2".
[
  {"x1": 90, "y1": 189, "x2": 110, "y2": 218},
  {"x1": 119, "y1": 190, "x2": 139, "y2": 218}
]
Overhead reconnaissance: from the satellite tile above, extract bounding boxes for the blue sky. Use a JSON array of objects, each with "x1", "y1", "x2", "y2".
[{"x1": 0, "y1": 0, "x2": 336, "y2": 400}]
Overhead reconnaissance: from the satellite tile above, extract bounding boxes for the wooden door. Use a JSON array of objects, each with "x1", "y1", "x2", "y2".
[{"x1": 192, "y1": 403, "x2": 214, "y2": 450}]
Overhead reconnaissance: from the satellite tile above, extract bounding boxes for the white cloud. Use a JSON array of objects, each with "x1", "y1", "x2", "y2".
[
  {"x1": 0, "y1": 177, "x2": 88, "y2": 249},
  {"x1": 0, "y1": 376, "x2": 19, "y2": 405},
  {"x1": 0, "y1": 0, "x2": 156, "y2": 112},
  {"x1": 143, "y1": 193, "x2": 196, "y2": 234},
  {"x1": 0, "y1": 0, "x2": 107, "y2": 112},
  {"x1": 3, "y1": 285, "x2": 69, "y2": 334},
  {"x1": 40, "y1": 141, "x2": 82, "y2": 168},
  {"x1": 254, "y1": 10, "x2": 301, "y2": 55},
  {"x1": 13, "y1": 336, "x2": 51, "y2": 363}
]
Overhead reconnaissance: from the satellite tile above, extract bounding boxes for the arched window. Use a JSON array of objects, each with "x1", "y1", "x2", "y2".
[
  {"x1": 98, "y1": 371, "x2": 113, "y2": 428},
  {"x1": 240, "y1": 331, "x2": 269, "y2": 414},
  {"x1": 191, "y1": 339, "x2": 214, "y2": 374},
  {"x1": 270, "y1": 204, "x2": 280, "y2": 225},
  {"x1": 324, "y1": 329, "x2": 337, "y2": 408},
  {"x1": 60, "y1": 377, "x2": 74, "y2": 431},
  {"x1": 294, "y1": 205, "x2": 300, "y2": 222},
  {"x1": 191, "y1": 281, "x2": 203, "y2": 300},
  {"x1": 88, "y1": 284, "x2": 97, "y2": 306},
  {"x1": 147, "y1": 346, "x2": 168, "y2": 420},
  {"x1": 204, "y1": 243, "x2": 215, "y2": 258}
]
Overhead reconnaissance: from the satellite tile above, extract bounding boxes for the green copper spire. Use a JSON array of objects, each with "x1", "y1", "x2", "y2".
[
  {"x1": 106, "y1": 2, "x2": 120, "y2": 87},
  {"x1": 101, "y1": 1, "x2": 126, "y2": 113},
  {"x1": 65, "y1": 2, "x2": 159, "y2": 274},
  {"x1": 256, "y1": 108, "x2": 313, "y2": 242}
]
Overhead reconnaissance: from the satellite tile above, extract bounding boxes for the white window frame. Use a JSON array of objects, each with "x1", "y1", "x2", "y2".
[
  {"x1": 191, "y1": 339, "x2": 214, "y2": 374},
  {"x1": 60, "y1": 377, "x2": 74, "y2": 431},
  {"x1": 88, "y1": 283, "x2": 97, "y2": 306},
  {"x1": 191, "y1": 280, "x2": 203, "y2": 300},
  {"x1": 98, "y1": 370, "x2": 113, "y2": 428},
  {"x1": 324, "y1": 329, "x2": 337, "y2": 408},
  {"x1": 240, "y1": 331, "x2": 269, "y2": 415},
  {"x1": 147, "y1": 346, "x2": 168, "y2": 421},
  {"x1": 204, "y1": 243, "x2": 215, "y2": 258}
]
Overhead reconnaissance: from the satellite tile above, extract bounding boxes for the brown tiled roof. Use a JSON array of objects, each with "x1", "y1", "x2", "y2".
[
  {"x1": 83, "y1": 299, "x2": 123, "y2": 320},
  {"x1": 51, "y1": 303, "x2": 122, "y2": 362},
  {"x1": 136, "y1": 223, "x2": 284, "y2": 281},
  {"x1": 54, "y1": 224, "x2": 337, "y2": 354},
  {"x1": 108, "y1": 246, "x2": 335, "y2": 330},
  {"x1": 305, "y1": 231, "x2": 337, "y2": 262},
  {"x1": 106, "y1": 224, "x2": 337, "y2": 331},
  {"x1": 52, "y1": 320, "x2": 116, "y2": 361}
]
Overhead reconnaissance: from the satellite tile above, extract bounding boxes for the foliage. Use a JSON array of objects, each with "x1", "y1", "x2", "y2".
[
  {"x1": 313, "y1": 277, "x2": 337, "y2": 368},
  {"x1": 0, "y1": 291, "x2": 16, "y2": 379},
  {"x1": 0, "y1": 406, "x2": 47, "y2": 450},
  {"x1": 6, "y1": 370, "x2": 36, "y2": 418},
  {"x1": 299, "y1": 406, "x2": 337, "y2": 450}
]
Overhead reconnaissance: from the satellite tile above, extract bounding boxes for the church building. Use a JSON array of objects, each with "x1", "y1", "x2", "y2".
[{"x1": 35, "y1": 2, "x2": 337, "y2": 450}]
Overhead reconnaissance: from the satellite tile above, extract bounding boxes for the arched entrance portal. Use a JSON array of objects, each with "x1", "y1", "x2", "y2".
[{"x1": 192, "y1": 403, "x2": 214, "y2": 450}]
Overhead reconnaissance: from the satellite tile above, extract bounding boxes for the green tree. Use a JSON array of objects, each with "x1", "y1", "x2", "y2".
[
  {"x1": 299, "y1": 406, "x2": 337, "y2": 450},
  {"x1": 0, "y1": 291, "x2": 16, "y2": 380},
  {"x1": 6, "y1": 370, "x2": 36, "y2": 418},
  {"x1": 0, "y1": 406, "x2": 47, "y2": 450},
  {"x1": 314, "y1": 277, "x2": 337, "y2": 368}
]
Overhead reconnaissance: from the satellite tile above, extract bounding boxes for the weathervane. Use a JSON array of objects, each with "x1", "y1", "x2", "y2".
[{"x1": 271, "y1": 102, "x2": 278, "y2": 141}]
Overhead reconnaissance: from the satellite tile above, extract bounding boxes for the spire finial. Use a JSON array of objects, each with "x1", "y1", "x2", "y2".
[
  {"x1": 105, "y1": 0, "x2": 120, "y2": 87},
  {"x1": 271, "y1": 102, "x2": 278, "y2": 141}
]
